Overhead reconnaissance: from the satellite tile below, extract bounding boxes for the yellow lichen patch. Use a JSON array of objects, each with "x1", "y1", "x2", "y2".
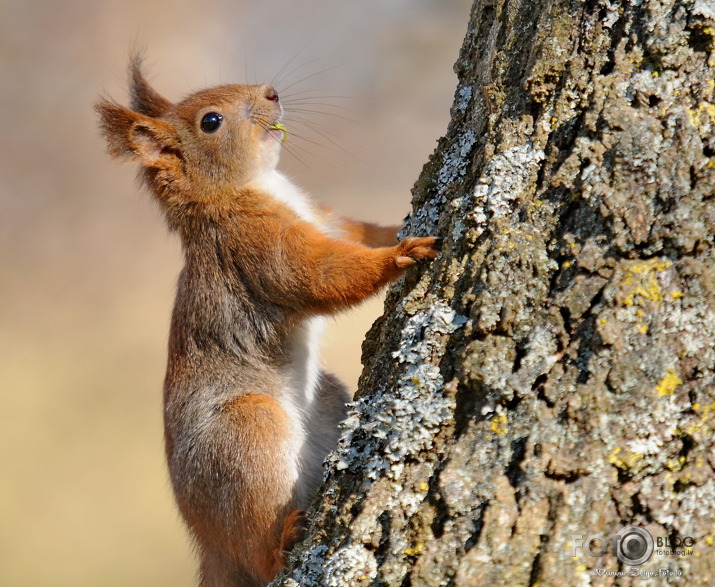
[
  {"x1": 619, "y1": 258, "x2": 672, "y2": 306},
  {"x1": 609, "y1": 447, "x2": 643, "y2": 470},
  {"x1": 666, "y1": 455, "x2": 686, "y2": 471},
  {"x1": 404, "y1": 543, "x2": 425, "y2": 557},
  {"x1": 671, "y1": 290, "x2": 683, "y2": 300},
  {"x1": 656, "y1": 369, "x2": 683, "y2": 396},
  {"x1": 419, "y1": 481, "x2": 429, "y2": 491},
  {"x1": 490, "y1": 413, "x2": 508, "y2": 435},
  {"x1": 688, "y1": 108, "x2": 699, "y2": 128},
  {"x1": 639, "y1": 324, "x2": 648, "y2": 334},
  {"x1": 700, "y1": 402, "x2": 715, "y2": 419},
  {"x1": 678, "y1": 420, "x2": 707, "y2": 437},
  {"x1": 687, "y1": 101, "x2": 715, "y2": 128},
  {"x1": 703, "y1": 101, "x2": 715, "y2": 122},
  {"x1": 630, "y1": 259, "x2": 672, "y2": 274},
  {"x1": 623, "y1": 285, "x2": 662, "y2": 305}
]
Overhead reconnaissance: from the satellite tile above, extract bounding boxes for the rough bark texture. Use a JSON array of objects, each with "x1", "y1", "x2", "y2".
[{"x1": 275, "y1": 0, "x2": 715, "y2": 584}]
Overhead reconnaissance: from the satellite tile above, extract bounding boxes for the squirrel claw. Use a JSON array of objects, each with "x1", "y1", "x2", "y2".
[
  {"x1": 396, "y1": 235, "x2": 441, "y2": 266},
  {"x1": 396, "y1": 255, "x2": 417, "y2": 268}
]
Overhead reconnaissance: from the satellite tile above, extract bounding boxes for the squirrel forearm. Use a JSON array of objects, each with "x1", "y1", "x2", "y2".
[{"x1": 240, "y1": 221, "x2": 436, "y2": 314}]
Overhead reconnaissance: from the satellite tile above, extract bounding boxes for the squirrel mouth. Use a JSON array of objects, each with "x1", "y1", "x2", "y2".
[{"x1": 267, "y1": 122, "x2": 289, "y2": 145}]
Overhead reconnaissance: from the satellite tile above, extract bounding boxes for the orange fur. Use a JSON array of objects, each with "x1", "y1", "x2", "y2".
[{"x1": 95, "y1": 57, "x2": 439, "y2": 586}]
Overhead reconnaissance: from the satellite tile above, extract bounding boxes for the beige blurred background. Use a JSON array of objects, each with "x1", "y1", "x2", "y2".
[{"x1": 0, "y1": 1, "x2": 470, "y2": 584}]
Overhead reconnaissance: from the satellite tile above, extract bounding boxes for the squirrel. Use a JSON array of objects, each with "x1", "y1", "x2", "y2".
[{"x1": 96, "y1": 56, "x2": 439, "y2": 586}]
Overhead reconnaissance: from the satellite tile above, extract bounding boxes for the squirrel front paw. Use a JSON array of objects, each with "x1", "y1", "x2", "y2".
[{"x1": 395, "y1": 236, "x2": 441, "y2": 268}]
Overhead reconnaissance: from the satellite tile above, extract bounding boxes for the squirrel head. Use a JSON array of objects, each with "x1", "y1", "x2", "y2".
[{"x1": 96, "y1": 56, "x2": 284, "y2": 205}]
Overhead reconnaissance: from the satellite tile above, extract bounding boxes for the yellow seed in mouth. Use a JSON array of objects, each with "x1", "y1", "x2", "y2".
[{"x1": 269, "y1": 122, "x2": 289, "y2": 145}]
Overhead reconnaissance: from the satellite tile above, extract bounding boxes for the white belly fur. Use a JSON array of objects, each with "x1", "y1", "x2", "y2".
[
  {"x1": 252, "y1": 170, "x2": 328, "y2": 502},
  {"x1": 251, "y1": 170, "x2": 326, "y2": 409},
  {"x1": 252, "y1": 170, "x2": 320, "y2": 225}
]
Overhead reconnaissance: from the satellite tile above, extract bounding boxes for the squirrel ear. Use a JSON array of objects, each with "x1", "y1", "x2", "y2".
[
  {"x1": 95, "y1": 98, "x2": 179, "y2": 166},
  {"x1": 129, "y1": 54, "x2": 172, "y2": 117},
  {"x1": 129, "y1": 120, "x2": 179, "y2": 165}
]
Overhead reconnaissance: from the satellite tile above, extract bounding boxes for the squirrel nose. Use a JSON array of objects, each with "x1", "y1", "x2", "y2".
[{"x1": 264, "y1": 87, "x2": 279, "y2": 102}]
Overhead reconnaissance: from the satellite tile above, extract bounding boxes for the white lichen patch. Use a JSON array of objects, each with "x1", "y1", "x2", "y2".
[
  {"x1": 282, "y1": 545, "x2": 329, "y2": 587},
  {"x1": 321, "y1": 543, "x2": 378, "y2": 586},
  {"x1": 452, "y1": 143, "x2": 545, "y2": 243},
  {"x1": 661, "y1": 306, "x2": 715, "y2": 364},
  {"x1": 473, "y1": 144, "x2": 545, "y2": 220},
  {"x1": 451, "y1": 131, "x2": 478, "y2": 178},
  {"x1": 519, "y1": 325, "x2": 559, "y2": 374},
  {"x1": 411, "y1": 134, "x2": 544, "y2": 247},
  {"x1": 670, "y1": 477, "x2": 715, "y2": 532},
  {"x1": 457, "y1": 85, "x2": 473, "y2": 110},
  {"x1": 285, "y1": 543, "x2": 377, "y2": 587},
  {"x1": 327, "y1": 300, "x2": 467, "y2": 482},
  {"x1": 405, "y1": 130, "x2": 478, "y2": 237},
  {"x1": 693, "y1": 0, "x2": 715, "y2": 19},
  {"x1": 449, "y1": 196, "x2": 468, "y2": 240}
]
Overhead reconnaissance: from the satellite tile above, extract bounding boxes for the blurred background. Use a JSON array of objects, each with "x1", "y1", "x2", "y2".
[{"x1": 0, "y1": 0, "x2": 470, "y2": 584}]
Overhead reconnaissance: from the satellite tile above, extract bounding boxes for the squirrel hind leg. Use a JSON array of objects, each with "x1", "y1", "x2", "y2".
[
  {"x1": 258, "y1": 508, "x2": 307, "y2": 581},
  {"x1": 279, "y1": 508, "x2": 307, "y2": 552},
  {"x1": 188, "y1": 393, "x2": 301, "y2": 585}
]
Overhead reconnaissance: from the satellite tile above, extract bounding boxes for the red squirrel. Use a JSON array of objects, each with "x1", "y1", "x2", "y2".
[{"x1": 96, "y1": 56, "x2": 438, "y2": 586}]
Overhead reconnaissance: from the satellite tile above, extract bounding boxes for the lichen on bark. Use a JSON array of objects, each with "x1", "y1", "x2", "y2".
[{"x1": 275, "y1": 0, "x2": 715, "y2": 585}]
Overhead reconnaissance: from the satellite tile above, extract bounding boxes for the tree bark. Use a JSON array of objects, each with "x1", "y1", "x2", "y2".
[{"x1": 276, "y1": 0, "x2": 715, "y2": 584}]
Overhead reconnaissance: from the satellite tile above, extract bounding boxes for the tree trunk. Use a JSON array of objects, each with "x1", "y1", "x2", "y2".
[{"x1": 276, "y1": 0, "x2": 715, "y2": 584}]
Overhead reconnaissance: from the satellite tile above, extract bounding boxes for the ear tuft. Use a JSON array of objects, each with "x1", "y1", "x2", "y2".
[
  {"x1": 95, "y1": 97, "x2": 180, "y2": 166},
  {"x1": 95, "y1": 97, "x2": 140, "y2": 159},
  {"x1": 129, "y1": 53, "x2": 172, "y2": 117}
]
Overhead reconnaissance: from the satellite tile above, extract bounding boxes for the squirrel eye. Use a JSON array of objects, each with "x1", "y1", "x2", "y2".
[{"x1": 200, "y1": 112, "x2": 223, "y2": 133}]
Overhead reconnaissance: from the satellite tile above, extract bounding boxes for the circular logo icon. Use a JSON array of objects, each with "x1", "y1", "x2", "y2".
[{"x1": 616, "y1": 526, "x2": 654, "y2": 566}]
